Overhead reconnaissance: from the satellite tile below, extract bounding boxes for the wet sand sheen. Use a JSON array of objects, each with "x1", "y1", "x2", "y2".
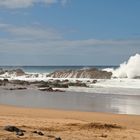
[
  {"x1": 0, "y1": 88, "x2": 140, "y2": 115},
  {"x1": 0, "y1": 88, "x2": 140, "y2": 139}
]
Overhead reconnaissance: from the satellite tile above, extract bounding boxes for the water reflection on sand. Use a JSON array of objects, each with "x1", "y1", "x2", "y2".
[{"x1": 0, "y1": 89, "x2": 140, "y2": 115}]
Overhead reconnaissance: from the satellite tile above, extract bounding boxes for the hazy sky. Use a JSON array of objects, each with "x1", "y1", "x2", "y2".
[{"x1": 0, "y1": 0, "x2": 140, "y2": 65}]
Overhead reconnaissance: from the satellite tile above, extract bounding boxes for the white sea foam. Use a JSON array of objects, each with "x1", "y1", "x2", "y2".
[
  {"x1": 112, "y1": 54, "x2": 140, "y2": 78},
  {"x1": 0, "y1": 72, "x2": 140, "y2": 95},
  {"x1": 0, "y1": 54, "x2": 140, "y2": 95}
]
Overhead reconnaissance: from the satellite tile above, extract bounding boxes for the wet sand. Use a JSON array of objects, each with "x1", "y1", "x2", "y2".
[
  {"x1": 0, "y1": 105, "x2": 140, "y2": 140},
  {"x1": 0, "y1": 88, "x2": 140, "y2": 115}
]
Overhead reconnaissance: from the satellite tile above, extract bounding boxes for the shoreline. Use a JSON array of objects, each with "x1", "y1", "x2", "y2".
[
  {"x1": 0, "y1": 78, "x2": 140, "y2": 139},
  {"x1": 1, "y1": 86, "x2": 140, "y2": 115},
  {"x1": 0, "y1": 105, "x2": 140, "y2": 139},
  {"x1": 0, "y1": 104, "x2": 140, "y2": 128}
]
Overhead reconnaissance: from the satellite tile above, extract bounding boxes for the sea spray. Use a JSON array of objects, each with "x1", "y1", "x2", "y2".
[{"x1": 112, "y1": 54, "x2": 140, "y2": 78}]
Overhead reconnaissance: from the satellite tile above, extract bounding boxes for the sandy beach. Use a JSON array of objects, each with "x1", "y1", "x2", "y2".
[
  {"x1": 0, "y1": 105, "x2": 140, "y2": 140},
  {"x1": 0, "y1": 0, "x2": 140, "y2": 139}
]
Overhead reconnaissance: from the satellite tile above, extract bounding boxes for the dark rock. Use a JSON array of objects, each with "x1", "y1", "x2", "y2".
[
  {"x1": 32, "y1": 130, "x2": 44, "y2": 136},
  {"x1": 68, "y1": 82, "x2": 87, "y2": 87},
  {"x1": 51, "y1": 83, "x2": 69, "y2": 88},
  {"x1": 10, "y1": 80, "x2": 29, "y2": 85},
  {"x1": 0, "y1": 69, "x2": 25, "y2": 77},
  {"x1": 34, "y1": 74, "x2": 39, "y2": 77},
  {"x1": 37, "y1": 131, "x2": 44, "y2": 136},
  {"x1": 39, "y1": 87, "x2": 65, "y2": 92},
  {"x1": 55, "y1": 137, "x2": 62, "y2": 140},
  {"x1": 32, "y1": 130, "x2": 38, "y2": 133},
  {"x1": 9, "y1": 69, "x2": 25, "y2": 76},
  {"x1": 16, "y1": 131, "x2": 24, "y2": 136},
  {"x1": 54, "y1": 80, "x2": 61, "y2": 83},
  {"x1": 39, "y1": 87, "x2": 53, "y2": 92},
  {"x1": 15, "y1": 69, "x2": 25, "y2": 76},
  {"x1": 101, "y1": 134, "x2": 108, "y2": 138},
  {"x1": 37, "y1": 81, "x2": 49, "y2": 88},
  {"x1": 9, "y1": 87, "x2": 27, "y2": 90},
  {"x1": 0, "y1": 80, "x2": 2, "y2": 86},
  {"x1": 1, "y1": 79, "x2": 9, "y2": 86},
  {"x1": 3, "y1": 79, "x2": 9, "y2": 82},
  {"x1": 92, "y1": 80, "x2": 97, "y2": 84},
  {"x1": 134, "y1": 76, "x2": 140, "y2": 79},
  {"x1": 37, "y1": 80, "x2": 69, "y2": 89},
  {"x1": 4, "y1": 125, "x2": 24, "y2": 133},
  {"x1": 62, "y1": 79, "x2": 69, "y2": 83}
]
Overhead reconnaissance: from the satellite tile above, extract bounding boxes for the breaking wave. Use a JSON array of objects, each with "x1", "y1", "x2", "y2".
[{"x1": 112, "y1": 54, "x2": 140, "y2": 79}]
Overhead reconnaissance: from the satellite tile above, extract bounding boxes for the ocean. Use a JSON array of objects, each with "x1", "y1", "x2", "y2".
[
  {"x1": 0, "y1": 54, "x2": 140, "y2": 96},
  {"x1": 0, "y1": 54, "x2": 140, "y2": 115}
]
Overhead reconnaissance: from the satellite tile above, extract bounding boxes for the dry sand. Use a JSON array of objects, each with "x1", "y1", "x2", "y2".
[{"x1": 0, "y1": 105, "x2": 140, "y2": 140}]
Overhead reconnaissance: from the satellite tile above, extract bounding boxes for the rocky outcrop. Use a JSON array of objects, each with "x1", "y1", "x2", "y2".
[
  {"x1": 4, "y1": 125, "x2": 21, "y2": 132},
  {"x1": 47, "y1": 68, "x2": 112, "y2": 79},
  {"x1": 0, "y1": 69, "x2": 25, "y2": 76},
  {"x1": 4, "y1": 125, "x2": 25, "y2": 135},
  {"x1": 8, "y1": 69, "x2": 25, "y2": 76},
  {"x1": 0, "y1": 79, "x2": 9, "y2": 86},
  {"x1": 10, "y1": 80, "x2": 29, "y2": 85},
  {"x1": 68, "y1": 81, "x2": 88, "y2": 87},
  {"x1": 7, "y1": 87, "x2": 27, "y2": 90},
  {"x1": 37, "y1": 80, "x2": 69, "y2": 88}
]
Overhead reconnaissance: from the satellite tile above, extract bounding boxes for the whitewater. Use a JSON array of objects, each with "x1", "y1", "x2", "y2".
[{"x1": 0, "y1": 54, "x2": 140, "y2": 95}]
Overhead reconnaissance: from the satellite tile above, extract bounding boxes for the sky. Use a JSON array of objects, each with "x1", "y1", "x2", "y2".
[{"x1": 0, "y1": 0, "x2": 140, "y2": 66}]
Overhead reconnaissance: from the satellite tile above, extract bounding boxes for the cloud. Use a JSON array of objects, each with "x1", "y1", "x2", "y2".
[
  {"x1": 61, "y1": 0, "x2": 70, "y2": 6},
  {"x1": 0, "y1": 22, "x2": 140, "y2": 57},
  {"x1": 0, "y1": 23, "x2": 62, "y2": 40},
  {"x1": 0, "y1": 0, "x2": 69, "y2": 9}
]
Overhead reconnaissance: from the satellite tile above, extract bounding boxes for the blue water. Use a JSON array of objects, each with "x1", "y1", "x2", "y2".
[{"x1": 0, "y1": 66, "x2": 118, "y2": 73}]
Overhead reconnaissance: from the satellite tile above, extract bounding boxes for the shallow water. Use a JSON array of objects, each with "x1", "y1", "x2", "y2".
[{"x1": 0, "y1": 89, "x2": 140, "y2": 115}]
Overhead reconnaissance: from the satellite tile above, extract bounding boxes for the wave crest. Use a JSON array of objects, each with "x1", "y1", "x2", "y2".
[{"x1": 112, "y1": 54, "x2": 140, "y2": 79}]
